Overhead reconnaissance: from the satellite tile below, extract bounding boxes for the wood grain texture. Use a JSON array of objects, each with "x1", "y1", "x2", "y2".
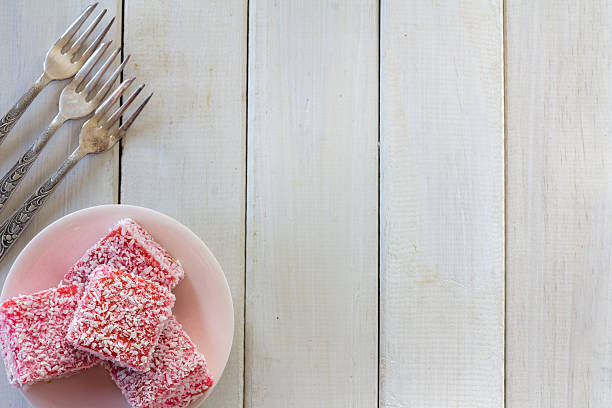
[
  {"x1": 506, "y1": 1, "x2": 612, "y2": 406},
  {"x1": 245, "y1": 1, "x2": 378, "y2": 407},
  {"x1": 0, "y1": 1, "x2": 120, "y2": 406},
  {"x1": 121, "y1": 1, "x2": 247, "y2": 407},
  {"x1": 379, "y1": 1, "x2": 504, "y2": 407}
]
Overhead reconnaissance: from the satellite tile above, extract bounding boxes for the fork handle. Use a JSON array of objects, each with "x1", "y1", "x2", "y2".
[
  {"x1": 0, "y1": 73, "x2": 52, "y2": 147},
  {"x1": 0, "y1": 113, "x2": 66, "y2": 213},
  {"x1": 0, "y1": 146, "x2": 86, "y2": 262}
]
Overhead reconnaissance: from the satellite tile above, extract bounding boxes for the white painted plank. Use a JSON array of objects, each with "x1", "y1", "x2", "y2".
[
  {"x1": 380, "y1": 1, "x2": 504, "y2": 407},
  {"x1": 506, "y1": 1, "x2": 612, "y2": 406},
  {"x1": 121, "y1": 1, "x2": 247, "y2": 407},
  {"x1": 0, "y1": 1, "x2": 120, "y2": 406},
  {"x1": 245, "y1": 1, "x2": 378, "y2": 407}
]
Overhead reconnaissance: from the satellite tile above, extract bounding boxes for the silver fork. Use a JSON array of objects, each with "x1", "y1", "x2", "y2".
[
  {"x1": 0, "y1": 80, "x2": 152, "y2": 261},
  {"x1": 0, "y1": 3, "x2": 114, "y2": 146},
  {"x1": 0, "y1": 43, "x2": 130, "y2": 212}
]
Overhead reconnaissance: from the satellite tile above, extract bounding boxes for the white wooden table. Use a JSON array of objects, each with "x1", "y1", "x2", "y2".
[{"x1": 0, "y1": 1, "x2": 610, "y2": 407}]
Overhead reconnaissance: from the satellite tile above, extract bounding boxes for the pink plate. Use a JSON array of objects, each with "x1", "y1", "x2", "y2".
[{"x1": 0, "y1": 204, "x2": 234, "y2": 408}]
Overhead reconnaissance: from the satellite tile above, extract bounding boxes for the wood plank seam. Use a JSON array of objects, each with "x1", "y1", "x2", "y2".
[{"x1": 243, "y1": 1, "x2": 250, "y2": 407}]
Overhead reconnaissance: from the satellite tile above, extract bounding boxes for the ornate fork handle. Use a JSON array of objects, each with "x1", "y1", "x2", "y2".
[
  {"x1": 0, "y1": 73, "x2": 52, "y2": 147},
  {"x1": 0, "y1": 114, "x2": 65, "y2": 212},
  {"x1": 0, "y1": 147, "x2": 86, "y2": 262}
]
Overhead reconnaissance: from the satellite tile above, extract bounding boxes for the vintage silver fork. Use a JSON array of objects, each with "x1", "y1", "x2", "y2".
[
  {"x1": 0, "y1": 80, "x2": 151, "y2": 261},
  {"x1": 0, "y1": 3, "x2": 114, "y2": 146},
  {"x1": 0, "y1": 43, "x2": 130, "y2": 212}
]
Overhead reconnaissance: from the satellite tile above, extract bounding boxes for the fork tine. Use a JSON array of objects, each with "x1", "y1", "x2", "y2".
[
  {"x1": 117, "y1": 92, "x2": 153, "y2": 133},
  {"x1": 76, "y1": 16, "x2": 115, "y2": 65},
  {"x1": 68, "y1": 9, "x2": 106, "y2": 57},
  {"x1": 104, "y1": 85, "x2": 145, "y2": 129},
  {"x1": 73, "y1": 41, "x2": 111, "y2": 89},
  {"x1": 54, "y1": 3, "x2": 98, "y2": 49},
  {"x1": 83, "y1": 48, "x2": 121, "y2": 98},
  {"x1": 93, "y1": 55, "x2": 131, "y2": 102},
  {"x1": 94, "y1": 78, "x2": 135, "y2": 120}
]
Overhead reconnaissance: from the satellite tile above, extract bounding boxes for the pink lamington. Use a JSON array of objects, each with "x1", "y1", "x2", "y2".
[
  {"x1": 108, "y1": 316, "x2": 213, "y2": 408},
  {"x1": 0, "y1": 285, "x2": 98, "y2": 386},
  {"x1": 63, "y1": 218, "x2": 184, "y2": 290},
  {"x1": 67, "y1": 265, "x2": 175, "y2": 371}
]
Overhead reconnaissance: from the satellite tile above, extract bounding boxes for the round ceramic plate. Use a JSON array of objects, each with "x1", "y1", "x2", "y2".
[{"x1": 0, "y1": 204, "x2": 234, "y2": 408}]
